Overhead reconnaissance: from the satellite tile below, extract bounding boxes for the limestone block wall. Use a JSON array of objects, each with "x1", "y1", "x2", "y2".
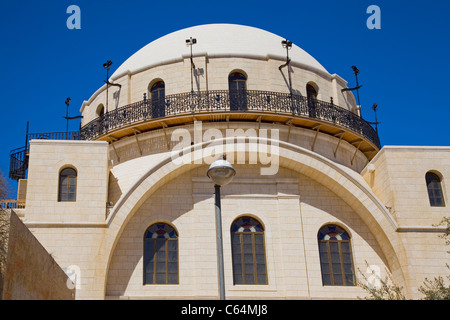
[
  {"x1": 19, "y1": 142, "x2": 449, "y2": 299},
  {"x1": 361, "y1": 146, "x2": 450, "y2": 291},
  {"x1": 361, "y1": 146, "x2": 450, "y2": 227},
  {"x1": 105, "y1": 165, "x2": 390, "y2": 299},
  {"x1": 0, "y1": 210, "x2": 74, "y2": 300},
  {"x1": 105, "y1": 122, "x2": 369, "y2": 183},
  {"x1": 25, "y1": 140, "x2": 109, "y2": 223}
]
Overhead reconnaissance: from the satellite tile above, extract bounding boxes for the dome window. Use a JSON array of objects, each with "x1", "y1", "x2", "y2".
[
  {"x1": 96, "y1": 104, "x2": 105, "y2": 117},
  {"x1": 150, "y1": 81, "x2": 165, "y2": 118},
  {"x1": 307, "y1": 83, "x2": 318, "y2": 117},
  {"x1": 228, "y1": 72, "x2": 247, "y2": 111}
]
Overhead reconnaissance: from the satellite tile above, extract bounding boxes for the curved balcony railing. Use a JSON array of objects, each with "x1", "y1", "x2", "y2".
[{"x1": 80, "y1": 90, "x2": 381, "y2": 149}]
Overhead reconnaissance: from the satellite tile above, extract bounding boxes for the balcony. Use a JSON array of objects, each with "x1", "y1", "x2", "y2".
[
  {"x1": 81, "y1": 89, "x2": 380, "y2": 149},
  {"x1": 9, "y1": 90, "x2": 380, "y2": 181}
]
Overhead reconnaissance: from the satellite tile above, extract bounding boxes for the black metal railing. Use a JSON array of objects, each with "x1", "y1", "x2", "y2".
[
  {"x1": 9, "y1": 146, "x2": 28, "y2": 180},
  {"x1": 80, "y1": 90, "x2": 381, "y2": 149},
  {"x1": 9, "y1": 90, "x2": 380, "y2": 181},
  {"x1": 27, "y1": 131, "x2": 81, "y2": 141}
]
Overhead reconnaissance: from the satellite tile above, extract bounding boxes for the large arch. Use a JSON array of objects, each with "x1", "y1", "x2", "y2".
[{"x1": 92, "y1": 136, "x2": 416, "y2": 298}]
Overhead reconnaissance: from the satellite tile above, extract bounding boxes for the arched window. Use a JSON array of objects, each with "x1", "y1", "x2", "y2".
[
  {"x1": 96, "y1": 104, "x2": 105, "y2": 117},
  {"x1": 306, "y1": 83, "x2": 318, "y2": 101},
  {"x1": 58, "y1": 167, "x2": 77, "y2": 202},
  {"x1": 231, "y1": 217, "x2": 267, "y2": 285},
  {"x1": 150, "y1": 81, "x2": 165, "y2": 118},
  {"x1": 144, "y1": 223, "x2": 178, "y2": 284},
  {"x1": 228, "y1": 72, "x2": 247, "y2": 111},
  {"x1": 306, "y1": 83, "x2": 318, "y2": 118},
  {"x1": 426, "y1": 172, "x2": 445, "y2": 207},
  {"x1": 318, "y1": 225, "x2": 355, "y2": 286}
]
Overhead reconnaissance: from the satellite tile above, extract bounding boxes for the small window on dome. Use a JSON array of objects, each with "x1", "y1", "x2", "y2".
[
  {"x1": 96, "y1": 104, "x2": 105, "y2": 117},
  {"x1": 150, "y1": 80, "x2": 165, "y2": 119},
  {"x1": 306, "y1": 83, "x2": 318, "y2": 101},
  {"x1": 228, "y1": 72, "x2": 247, "y2": 111},
  {"x1": 307, "y1": 83, "x2": 318, "y2": 117}
]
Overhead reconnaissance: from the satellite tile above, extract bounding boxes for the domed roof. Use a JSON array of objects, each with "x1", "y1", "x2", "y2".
[{"x1": 111, "y1": 24, "x2": 328, "y2": 79}]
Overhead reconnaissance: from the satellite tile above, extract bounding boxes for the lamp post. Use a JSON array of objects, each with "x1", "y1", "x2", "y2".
[
  {"x1": 207, "y1": 155, "x2": 236, "y2": 300},
  {"x1": 281, "y1": 39, "x2": 293, "y2": 96},
  {"x1": 103, "y1": 60, "x2": 112, "y2": 112},
  {"x1": 185, "y1": 37, "x2": 197, "y2": 93},
  {"x1": 351, "y1": 65, "x2": 361, "y2": 111},
  {"x1": 65, "y1": 97, "x2": 71, "y2": 133}
]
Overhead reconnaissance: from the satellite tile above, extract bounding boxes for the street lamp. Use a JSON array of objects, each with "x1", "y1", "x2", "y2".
[
  {"x1": 103, "y1": 60, "x2": 112, "y2": 112},
  {"x1": 207, "y1": 155, "x2": 236, "y2": 300},
  {"x1": 185, "y1": 37, "x2": 197, "y2": 93},
  {"x1": 280, "y1": 39, "x2": 293, "y2": 96},
  {"x1": 65, "y1": 97, "x2": 71, "y2": 133}
]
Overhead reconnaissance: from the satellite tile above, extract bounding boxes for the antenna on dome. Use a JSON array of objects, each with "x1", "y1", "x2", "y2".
[
  {"x1": 279, "y1": 39, "x2": 293, "y2": 96},
  {"x1": 186, "y1": 37, "x2": 197, "y2": 94}
]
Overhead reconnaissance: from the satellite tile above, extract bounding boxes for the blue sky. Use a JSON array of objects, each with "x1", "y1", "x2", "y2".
[{"x1": 0, "y1": 0, "x2": 449, "y2": 196}]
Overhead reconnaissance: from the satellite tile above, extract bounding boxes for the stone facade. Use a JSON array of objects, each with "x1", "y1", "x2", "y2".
[
  {"x1": 20, "y1": 138, "x2": 449, "y2": 299},
  {"x1": 0, "y1": 210, "x2": 75, "y2": 300}
]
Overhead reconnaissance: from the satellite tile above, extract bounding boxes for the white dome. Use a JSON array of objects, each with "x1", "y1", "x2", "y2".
[{"x1": 111, "y1": 23, "x2": 328, "y2": 79}]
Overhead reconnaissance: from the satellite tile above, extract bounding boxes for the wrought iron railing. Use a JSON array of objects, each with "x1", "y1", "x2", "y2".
[
  {"x1": 9, "y1": 90, "x2": 380, "y2": 181},
  {"x1": 9, "y1": 146, "x2": 28, "y2": 180},
  {"x1": 80, "y1": 90, "x2": 381, "y2": 149},
  {"x1": 27, "y1": 131, "x2": 81, "y2": 141}
]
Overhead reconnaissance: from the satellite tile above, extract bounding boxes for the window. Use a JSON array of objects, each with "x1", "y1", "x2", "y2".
[
  {"x1": 426, "y1": 172, "x2": 445, "y2": 207},
  {"x1": 306, "y1": 83, "x2": 318, "y2": 101},
  {"x1": 144, "y1": 223, "x2": 178, "y2": 284},
  {"x1": 150, "y1": 81, "x2": 165, "y2": 118},
  {"x1": 96, "y1": 104, "x2": 105, "y2": 117},
  {"x1": 306, "y1": 83, "x2": 318, "y2": 118},
  {"x1": 228, "y1": 72, "x2": 247, "y2": 111},
  {"x1": 58, "y1": 167, "x2": 77, "y2": 202},
  {"x1": 231, "y1": 217, "x2": 267, "y2": 285},
  {"x1": 318, "y1": 225, "x2": 355, "y2": 286}
]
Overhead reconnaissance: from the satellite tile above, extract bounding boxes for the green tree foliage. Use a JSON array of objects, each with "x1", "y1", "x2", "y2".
[
  {"x1": 419, "y1": 273, "x2": 450, "y2": 300},
  {"x1": 417, "y1": 217, "x2": 450, "y2": 300},
  {"x1": 357, "y1": 262, "x2": 406, "y2": 300},
  {"x1": 358, "y1": 218, "x2": 450, "y2": 300}
]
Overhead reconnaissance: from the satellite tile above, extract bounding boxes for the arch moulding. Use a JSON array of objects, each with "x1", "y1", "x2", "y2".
[{"x1": 93, "y1": 137, "x2": 416, "y2": 298}]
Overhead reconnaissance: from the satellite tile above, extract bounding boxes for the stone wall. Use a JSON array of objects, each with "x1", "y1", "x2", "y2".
[
  {"x1": 105, "y1": 165, "x2": 390, "y2": 299},
  {"x1": 0, "y1": 210, "x2": 74, "y2": 300},
  {"x1": 25, "y1": 140, "x2": 109, "y2": 223}
]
